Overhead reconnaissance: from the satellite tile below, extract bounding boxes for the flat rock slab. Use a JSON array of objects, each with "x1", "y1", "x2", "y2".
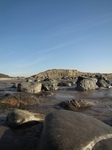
[{"x1": 37, "y1": 110, "x2": 112, "y2": 150}]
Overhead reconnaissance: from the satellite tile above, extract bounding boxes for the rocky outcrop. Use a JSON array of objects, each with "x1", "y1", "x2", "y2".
[
  {"x1": 57, "y1": 99, "x2": 94, "y2": 111},
  {"x1": 17, "y1": 82, "x2": 42, "y2": 93},
  {"x1": 0, "y1": 73, "x2": 10, "y2": 78},
  {"x1": 6, "y1": 109, "x2": 45, "y2": 128},
  {"x1": 31, "y1": 69, "x2": 78, "y2": 80}
]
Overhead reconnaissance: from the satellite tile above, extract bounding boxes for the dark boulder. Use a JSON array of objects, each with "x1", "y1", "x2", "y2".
[
  {"x1": 57, "y1": 99, "x2": 94, "y2": 111},
  {"x1": 37, "y1": 110, "x2": 112, "y2": 150}
]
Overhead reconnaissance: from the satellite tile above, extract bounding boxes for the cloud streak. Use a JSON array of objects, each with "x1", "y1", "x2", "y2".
[{"x1": 40, "y1": 33, "x2": 95, "y2": 53}]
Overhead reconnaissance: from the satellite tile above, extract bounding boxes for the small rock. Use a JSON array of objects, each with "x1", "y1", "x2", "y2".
[{"x1": 6, "y1": 109, "x2": 45, "y2": 128}]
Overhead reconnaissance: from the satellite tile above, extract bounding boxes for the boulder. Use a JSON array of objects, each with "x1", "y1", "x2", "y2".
[
  {"x1": 58, "y1": 82, "x2": 72, "y2": 87},
  {"x1": 97, "y1": 79, "x2": 110, "y2": 88},
  {"x1": 17, "y1": 82, "x2": 42, "y2": 93},
  {"x1": 42, "y1": 81, "x2": 58, "y2": 91},
  {"x1": 11, "y1": 82, "x2": 18, "y2": 88},
  {"x1": 1, "y1": 110, "x2": 112, "y2": 150},
  {"x1": 76, "y1": 76, "x2": 98, "y2": 91},
  {"x1": 6, "y1": 109, "x2": 45, "y2": 128},
  {"x1": 57, "y1": 99, "x2": 94, "y2": 111},
  {"x1": 0, "y1": 122, "x2": 42, "y2": 150},
  {"x1": 0, "y1": 92, "x2": 39, "y2": 109},
  {"x1": 33, "y1": 83, "x2": 42, "y2": 93},
  {"x1": 37, "y1": 110, "x2": 112, "y2": 150},
  {"x1": 95, "y1": 74, "x2": 111, "y2": 88}
]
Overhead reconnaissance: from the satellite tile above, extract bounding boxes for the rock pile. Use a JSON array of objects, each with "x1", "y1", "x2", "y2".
[{"x1": 76, "y1": 75, "x2": 111, "y2": 91}]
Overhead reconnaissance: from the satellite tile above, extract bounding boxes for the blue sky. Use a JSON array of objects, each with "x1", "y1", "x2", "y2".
[{"x1": 0, "y1": 0, "x2": 112, "y2": 76}]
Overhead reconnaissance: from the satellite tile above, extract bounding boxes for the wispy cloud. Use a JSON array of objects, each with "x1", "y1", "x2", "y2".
[
  {"x1": 12, "y1": 55, "x2": 49, "y2": 68},
  {"x1": 45, "y1": 13, "x2": 112, "y2": 38},
  {"x1": 40, "y1": 34, "x2": 95, "y2": 53}
]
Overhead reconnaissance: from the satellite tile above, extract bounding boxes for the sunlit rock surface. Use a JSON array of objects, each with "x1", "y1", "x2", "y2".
[{"x1": 6, "y1": 109, "x2": 45, "y2": 128}]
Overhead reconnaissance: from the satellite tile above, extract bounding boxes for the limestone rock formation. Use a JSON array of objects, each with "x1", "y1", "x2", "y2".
[{"x1": 31, "y1": 69, "x2": 78, "y2": 80}]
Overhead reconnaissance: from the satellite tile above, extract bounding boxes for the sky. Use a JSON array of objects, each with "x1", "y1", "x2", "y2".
[{"x1": 0, "y1": 0, "x2": 112, "y2": 77}]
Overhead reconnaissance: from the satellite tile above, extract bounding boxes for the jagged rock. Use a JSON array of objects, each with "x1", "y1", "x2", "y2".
[
  {"x1": 17, "y1": 82, "x2": 42, "y2": 93},
  {"x1": 57, "y1": 99, "x2": 94, "y2": 111},
  {"x1": 6, "y1": 109, "x2": 45, "y2": 128}
]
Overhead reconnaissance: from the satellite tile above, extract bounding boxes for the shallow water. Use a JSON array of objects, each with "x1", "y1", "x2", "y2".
[{"x1": 0, "y1": 81, "x2": 112, "y2": 124}]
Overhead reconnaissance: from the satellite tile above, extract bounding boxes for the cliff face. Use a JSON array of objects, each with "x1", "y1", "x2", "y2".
[
  {"x1": 32, "y1": 69, "x2": 78, "y2": 79},
  {"x1": 31, "y1": 69, "x2": 112, "y2": 80}
]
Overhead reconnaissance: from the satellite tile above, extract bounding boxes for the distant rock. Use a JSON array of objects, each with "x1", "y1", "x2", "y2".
[
  {"x1": 17, "y1": 82, "x2": 42, "y2": 93},
  {"x1": 31, "y1": 69, "x2": 78, "y2": 81},
  {"x1": 76, "y1": 75, "x2": 111, "y2": 91},
  {"x1": 42, "y1": 80, "x2": 58, "y2": 91},
  {"x1": 95, "y1": 74, "x2": 111, "y2": 88},
  {"x1": 58, "y1": 81, "x2": 72, "y2": 87},
  {"x1": 0, "y1": 73, "x2": 11, "y2": 78},
  {"x1": 76, "y1": 76, "x2": 98, "y2": 91}
]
